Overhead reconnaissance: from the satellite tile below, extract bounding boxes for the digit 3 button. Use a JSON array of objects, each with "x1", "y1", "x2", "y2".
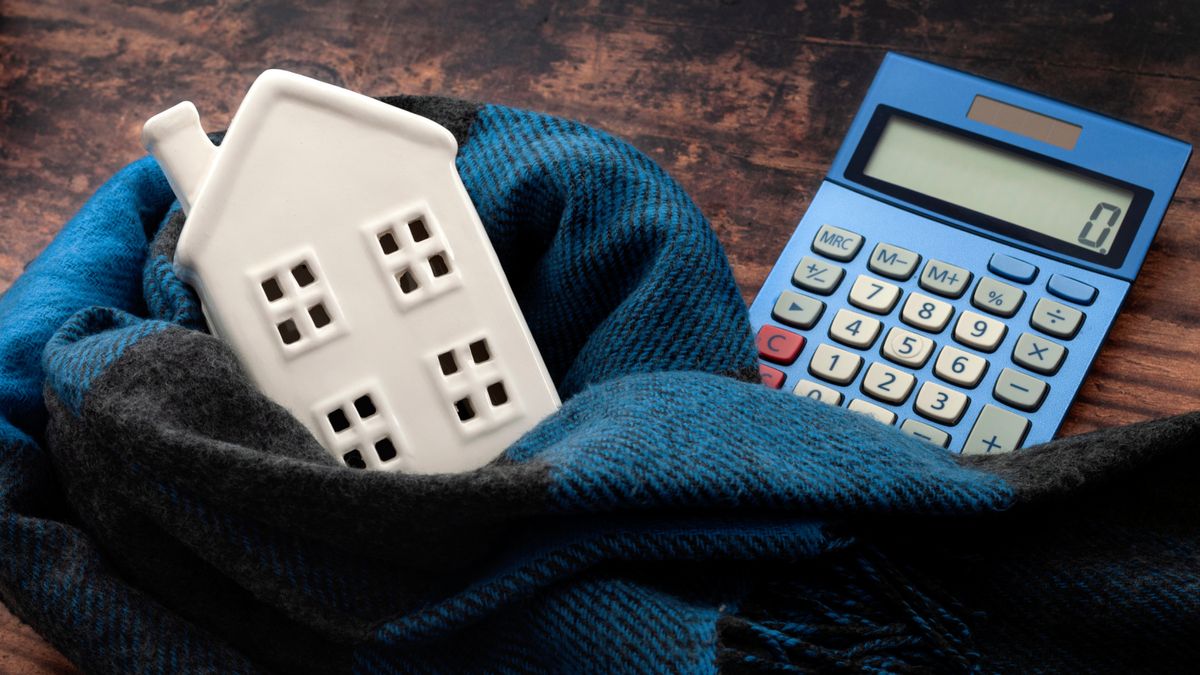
[{"x1": 757, "y1": 325, "x2": 805, "y2": 365}]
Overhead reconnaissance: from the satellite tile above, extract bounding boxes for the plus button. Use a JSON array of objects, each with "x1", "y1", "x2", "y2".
[{"x1": 981, "y1": 435, "x2": 1001, "y2": 453}]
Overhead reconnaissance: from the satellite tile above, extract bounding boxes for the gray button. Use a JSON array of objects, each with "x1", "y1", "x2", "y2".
[
  {"x1": 900, "y1": 419, "x2": 950, "y2": 448},
  {"x1": 962, "y1": 404, "x2": 1030, "y2": 455},
  {"x1": 811, "y1": 224, "x2": 864, "y2": 262},
  {"x1": 919, "y1": 259, "x2": 972, "y2": 298},
  {"x1": 772, "y1": 290, "x2": 825, "y2": 329},
  {"x1": 792, "y1": 255, "x2": 845, "y2": 295},
  {"x1": 972, "y1": 277, "x2": 1025, "y2": 318},
  {"x1": 993, "y1": 367, "x2": 1048, "y2": 411},
  {"x1": 867, "y1": 243, "x2": 920, "y2": 280},
  {"x1": 1012, "y1": 333, "x2": 1067, "y2": 375},
  {"x1": 1030, "y1": 298, "x2": 1084, "y2": 339}
]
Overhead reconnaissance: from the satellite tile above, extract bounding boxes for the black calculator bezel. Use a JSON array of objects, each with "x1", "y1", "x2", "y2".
[{"x1": 843, "y1": 105, "x2": 1153, "y2": 269}]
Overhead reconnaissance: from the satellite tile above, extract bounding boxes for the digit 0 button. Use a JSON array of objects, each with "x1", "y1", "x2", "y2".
[
  {"x1": 867, "y1": 243, "x2": 921, "y2": 280},
  {"x1": 811, "y1": 224, "x2": 864, "y2": 262},
  {"x1": 793, "y1": 378, "x2": 844, "y2": 406},
  {"x1": 972, "y1": 277, "x2": 1025, "y2": 318},
  {"x1": 914, "y1": 381, "x2": 970, "y2": 425},
  {"x1": 756, "y1": 325, "x2": 805, "y2": 365},
  {"x1": 953, "y1": 310, "x2": 1007, "y2": 353},
  {"x1": 919, "y1": 259, "x2": 972, "y2": 298},
  {"x1": 848, "y1": 399, "x2": 897, "y2": 425},
  {"x1": 1030, "y1": 298, "x2": 1084, "y2": 339}
]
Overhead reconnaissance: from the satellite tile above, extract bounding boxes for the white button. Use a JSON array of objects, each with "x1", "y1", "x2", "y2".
[
  {"x1": 808, "y1": 343, "x2": 863, "y2": 385},
  {"x1": 867, "y1": 243, "x2": 920, "y2": 280},
  {"x1": 848, "y1": 399, "x2": 897, "y2": 425},
  {"x1": 1030, "y1": 298, "x2": 1085, "y2": 339},
  {"x1": 933, "y1": 345, "x2": 988, "y2": 388},
  {"x1": 900, "y1": 419, "x2": 951, "y2": 448},
  {"x1": 971, "y1": 276, "x2": 1025, "y2": 318},
  {"x1": 848, "y1": 275, "x2": 901, "y2": 315},
  {"x1": 828, "y1": 309, "x2": 882, "y2": 349},
  {"x1": 792, "y1": 256, "x2": 845, "y2": 295},
  {"x1": 861, "y1": 362, "x2": 916, "y2": 404},
  {"x1": 792, "y1": 378, "x2": 844, "y2": 406},
  {"x1": 811, "y1": 224, "x2": 864, "y2": 261},
  {"x1": 900, "y1": 292, "x2": 954, "y2": 333},
  {"x1": 919, "y1": 259, "x2": 972, "y2": 298},
  {"x1": 953, "y1": 310, "x2": 1007, "y2": 353},
  {"x1": 914, "y1": 381, "x2": 970, "y2": 425},
  {"x1": 881, "y1": 327, "x2": 935, "y2": 368}
]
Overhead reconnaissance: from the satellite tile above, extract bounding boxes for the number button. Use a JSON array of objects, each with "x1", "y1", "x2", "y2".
[
  {"x1": 808, "y1": 343, "x2": 864, "y2": 385},
  {"x1": 792, "y1": 255, "x2": 845, "y2": 295},
  {"x1": 861, "y1": 362, "x2": 916, "y2": 404},
  {"x1": 900, "y1": 292, "x2": 953, "y2": 333},
  {"x1": 848, "y1": 399, "x2": 897, "y2": 425},
  {"x1": 918, "y1": 259, "x2": 972, "y2": 298},
  {"x1": 828, "y1": 309, "x2": 882, "y2": 349},
  {"x1": 848, "y1": 275, "x2": 901, "y2": 314},
  {"x1": 971, "y1": 277, "x2": 1025, "y2": 318},
  {"x1": 792, "y1": 378, "x2": 844, "y2": 406},
  {"x1": 962, "y1": 404, "x2": 1030, "y2": 455},
  {"x1": 811, "y1": 224, "x2": 864, "y2": 262},
  {"x1": 867, "y1": 243, "x2": 921, "y2": 280},
  {"x1": 1012, "y1": 332, "x2": 1066, "y2": 375},
  {"x1": 900, "y1": 419, "x2": 951, "y2": 448},
  {"x1": 914, "y1": 382, "x2": 970, "y2": 425},
  {"x1": 881, "y1": 327, "x2": 935, "y2": 369},
  {"x1": 756, "y1": 325, "x2": 806, "y2": 365},
  {"x1": 993, "y1": 367, "x2": 1049, "y2": 412},
  {"x1": 933, "y1": 345, "x2": 988, "y2": 388},
  {"x1": 953, "y1": 310, "x2": 1007, "y2": 353},
  {"x1": 772, "y1": 290, "x2": 825, "y2": 330},
  {"x1": 759, "y1": 364, "x2": 785, "y2": 390},
  {"x1": 1030, "y1": 298, "x2": 1084, "y2": 339}
]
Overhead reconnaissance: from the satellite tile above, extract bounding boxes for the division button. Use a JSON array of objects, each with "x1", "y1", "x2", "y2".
[
  {"x1": 811, "y1": 224, "x2": 865, "y2": 261},
  {"x1": 986, "y1": 253, "x2": 1038, "y2": 284},
  {"x1": 848, "y1": 398, "x2": 897, "y2": 425},
  {"x1": 972, "y1": 276, "x2": 1026, "y2": 318},
  {"x1": 918, "y1": 259, "x2": 972, "y2": 298},
  {"x1": 772, "y1": 290, "x2": 826, "y2": 329},
  {"x1": 867, "y1": 242, "x2": 921, "y2": 280},
  {"x1": 791, "y1": 255, "x2": 846, "y2": 295},
  {"x1": 756, "y1": 325, "x2": 806, "y2": 365},
  {"x1": 900, "y1": 419, "x2": 951, "y2": 448},
  {"x1": 993, "y1": 367, "x2": 1049, "y2": 412},
  {"x1": 1046, "y1": 273, "x2": 1098, "y2": 306},
  {"x1": 962, "y1": 404, "x2": 1030, "y2": 455},
  {"x1": 759, "y1": 364, "x2": 786, "y2": 389},
  {"x1": 1030, "y1": 298, "x2": 1084, "y2": 339},
  {"x1": 1012, "y1": 333, "x2": 1067, "y2": 375},
  {"x1": 792, "y1": 378, "x2": 844, "y2": 406}
]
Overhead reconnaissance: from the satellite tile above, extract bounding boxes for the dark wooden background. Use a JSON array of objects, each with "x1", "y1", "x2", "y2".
[{"x1": 2, "y1": 0, "x2": 1197, "y2": 670}]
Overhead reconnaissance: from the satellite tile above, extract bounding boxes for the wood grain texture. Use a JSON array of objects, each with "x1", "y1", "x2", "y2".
[{"x1": 1, "y1": 1, "x2": 1197, "y2": 671}]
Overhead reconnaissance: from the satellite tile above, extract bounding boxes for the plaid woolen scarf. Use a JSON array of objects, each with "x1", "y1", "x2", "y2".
[{"x1": 2, "y1": 96, "x2": 1199, "y2": 673}]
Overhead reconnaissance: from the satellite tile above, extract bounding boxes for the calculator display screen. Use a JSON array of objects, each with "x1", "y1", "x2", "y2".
[{"x1": 861, "y1": 115, "x2": 1133, "y2": 256}]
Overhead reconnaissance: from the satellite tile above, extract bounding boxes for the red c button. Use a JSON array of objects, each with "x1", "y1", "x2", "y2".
[{"x1": 756, "y1": 325, "x2": 805, "y2": 365}]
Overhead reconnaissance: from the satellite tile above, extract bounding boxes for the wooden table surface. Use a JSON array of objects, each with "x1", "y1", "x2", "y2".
[{"x1": 2, "y1": 1, "x2": 1197, "y2": 670}]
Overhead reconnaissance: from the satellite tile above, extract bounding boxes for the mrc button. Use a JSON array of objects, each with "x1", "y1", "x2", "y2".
[
  {"x1": 811, "y1": 224, "x2": 864, "y2": 261},
  {"x1": 756, "y1": 325, "x2": 806, "y2": 365}
]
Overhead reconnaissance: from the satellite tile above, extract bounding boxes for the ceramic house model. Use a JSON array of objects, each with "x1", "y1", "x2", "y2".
[{"x1": 142, "y1": 70, "x2": 559, "y2": 474}]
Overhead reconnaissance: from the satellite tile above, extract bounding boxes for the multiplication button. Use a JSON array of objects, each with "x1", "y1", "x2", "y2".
[
  {"x1": 1012, "y1": 333, "x2": 1066, "y2": 375},
  {"x1": 962, "y1": 404, "x2": 1030, "y2": 455},
  {"x1": 811, "y1": 224, "x2": 864, "y2": 262},
  {"x1": 792, "y1": 256, "x2": 845, "y2": 295}
]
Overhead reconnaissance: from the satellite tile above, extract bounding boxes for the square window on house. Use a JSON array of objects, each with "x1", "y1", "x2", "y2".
[
  {"x1": 454, "y1": 397, "x2": 476, "y2": 422},
  {"x1": 378, "y1": 231, "x2": 400, "y2": 255},
  {"x1": 277, "y1": 319, "x2": 302, "y2": 345},
  {"x1": 469, "y1": 339, "x2": 491, "y2": 364},
  {"x1": 291, "y1": 263, "x2": 316, "y2": 287},
  {"x1": 342, "y1": 449, "x2": 366, "y2": 469},
  {"x1": 396, "y1": 269, "x2": 419, "y2": 294},
  {"x1": 409, "y1": 217, "x2": 430, "y2": 242},
  {"x1": 261, "y1": 277, "x2": 284, "y2": 302},
  {"x1": 354, "y1": 394, "x2": 377, "y2": 418},
  {"x1": 327, "y1": 408, "x2": 351, "y2": 433},
  {"x1": 374, "y1": 437, "x2": 397, "y2": 462},
  {"x1": 308, "y1": 302, "x2": 331, "y2": 328},
  {"x1": 438, "y1": 350, "x2": 458, "y2": 376},
  {"x1": 428, "y1": 253, "x2": 451, "y2": 277},
  {"x1": 486, "y1": 381, "x2": 509, "y2": 406}
]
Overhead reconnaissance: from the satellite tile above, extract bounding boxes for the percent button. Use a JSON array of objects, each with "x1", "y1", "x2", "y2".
[{"x1": 972, "y1": 276, "x2": 1026, "y2": 318}]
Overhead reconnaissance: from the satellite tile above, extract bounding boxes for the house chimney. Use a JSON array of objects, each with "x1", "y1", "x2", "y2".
[{"x1": 142, "y1": 101, "x2": 217, "y2": 215}]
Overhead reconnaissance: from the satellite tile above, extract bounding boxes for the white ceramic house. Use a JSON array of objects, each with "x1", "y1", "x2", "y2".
[{"x1": 142, "y1": 70, "x2": 559, "y2": 474}]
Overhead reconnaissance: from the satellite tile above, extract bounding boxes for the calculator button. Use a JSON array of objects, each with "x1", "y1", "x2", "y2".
[
  {"x1": 1012, "y1": 333, "x2": 1067, "y2": 375},
  {"x1": 881, "y1": 327, "x2": 935, "y2": 369},
  {"x1": 900, "y1": 292, "x2": 954, "y2": 333},
  {"x1": 993, "y1": 367, "x2": 1049, "y2": 412},
  {"x1": 759, "y1": 364, "x2": 786, "y2": 389},
  {"x1": 848, "y1": 275, "x2": 901, "y2": 314},
  {"x1": 962, "y1": 404, "x2": 1030, "y2": 455},
  {"x1": 933, "y1": 345, "x2": 988, "y2": 388},
  {"x1": 792, "y1": 378, "x2": 844, "y2": 406},
  {"x1": 1046, "y1": 274, "x2": 1097, "y2": 306},
  {"x1": 861, "y1": 362, "x2": 916, "y2": 404},
  {"x1": 867, "y1": 243, "x2": 921, "y2": 280},
  {"x1": 918, "y1": 259, "x2": 972, "y2": 298},
  {"x1": 757, "y1": 325, "x2": 806, "y2": 365},
  {"x1": 914, "y1": 382, "x2": 970, "y2": 425},
  {"x1": 772, "y1": 290, "x2": 825, "y2": 329},
  {"x1": 986, "y1": 253, "x2": 1038, "y2": 284},
  {"x1": 828, "y1": 309, "x2": 882, "y2": 349},
  {"x1": 811, "y1": 224, "x2": 864, "y2": 261},
  {"x1": 792, "y1": 256, "x2": 845, "y2": 295},
  {"x1": 971, "y1": 277, "x2": 1025, "y2": 318},
  {"x1": 900, "y1": 419, "x2": 951, "y2": 448},
  {"x1": 953, "y1": 310, "x2": 1007, "y2": 353},
  {"x1": 1030, "y1": 298, "x2": 1084, "y2": 339},
  {"x1": 848, "y1": 399, "x2": 897, "y2": 425},
  {"x1": 808, "y1": 343, "x2": 863, "y2": 385}
]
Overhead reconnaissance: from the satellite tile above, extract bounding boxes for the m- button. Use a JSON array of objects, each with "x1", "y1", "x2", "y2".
[
  {"x1": 756, "y1": 325, "x2": 806, "y2": 365},
  {"x1": 867, "y1": 243, "x2": 920, "y2": 280},
  {"x1": 811, "y1": 224, "x2": 864, "y2": 262}
]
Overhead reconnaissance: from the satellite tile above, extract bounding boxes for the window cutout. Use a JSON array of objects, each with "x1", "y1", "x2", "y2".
[
  {"x1": 428, "y1": 253, "x2": 450, "y2": 277},
  {"x1": 261, "y1": 277, "x2": 284, "y2": 302},
  {"x1": 309, "y1": 303, "x2": 331, "y2": 328},
  {"x1": 409, "y1": 218, "x2": 430, "y2": 242},
  {"x1": 353, "y1": 395, "x2": 376, "y2": 418},
  {"x1": 396, "y1": 269, "x2": 419, "y2": 294},
  {"x1": 469, "y1": 339, "x2": 491, "y2": 364},
  {"x1": 487, "y1": 381, "x2": 509, "y2": 406},
  {"x1": 291, "y1": 263, "x2": 316, "y2": 287},
  {"x1": 454, "y1": 397, "x2": 476, "y2": 422},
  {"x1": 374, "y1": 437, "x2": 397, "y2": 462},
  {"x1": 277, "y1": 319, "x2": 301, "y2": 345},
  {"x1": 378, "y1": 231, "x2": 400, "y2": 255},
  {"x1": 327, "y1": 408, "x2": 350, "y2": 433},
  {"x1": 343, "y1": 449, "x2": 366, "y2": 469},
  {"x1": 438, "y1": 350, "x2": 459, "y2": 376}
]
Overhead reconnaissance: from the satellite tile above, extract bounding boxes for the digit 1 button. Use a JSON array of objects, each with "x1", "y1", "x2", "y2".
[
  {"x1": 792, "y1": 378, "x2": 845, "y2": 406},
  {"x1": 962, "y1": 404, "x2": 1030, "y2": 455},
  {"x1": 867, "y1": 243, "x2": 921, "y2": 280},
  {"x1": 808, "y1": 343, "x2": 863, "y2": 385},
  {"x1": 811, "y1": 224, "x2": 864, "y2": 262},
  {"x1": 1012, "y1": 333, "x2": 1067, "y2": 375},
  {"x1": 848, "y1": 275, "x2": 901, "y2": 314},
  {"x1": 848, "y1": 399, "x2": 897, "y2": 425},
  {"x1": 772, "y1": 290, "x2": 825, "y2": 329},
  {"x1": 953, "y1": 310, "x2": 1007, "y2": 353},
  {"x1": 792, "y1": 255, "x2": 846, "y2": 295},
  {"x1": 756, "y1": 325, "x2": 805, "y2": 365},
  {"x1": 972, "y1": 277, "x2": 1025, "y2": 318},
  {"x1": 861, "y1": 362, "x2": 916, "y2": 404},
  {"x1": 1030, "y1": 298, "x2": 1084, "y2": 339},
  {"x1": 900, "y1": 419, "x2": 951, "y2": 448},
  {"x1": 759, "y1": 364, "x2": 786, "y2": 390},
  {"x1": 993, "y1": 367, "x2": 1049, "y2": 412},
  {"x1": 914, "y1": 381, "x2": 970, "y2": 425}
]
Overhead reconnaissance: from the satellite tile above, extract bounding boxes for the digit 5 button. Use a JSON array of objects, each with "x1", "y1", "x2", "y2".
[{"x1": 757, "y1": 325, "x2": 806, "y2": 365}]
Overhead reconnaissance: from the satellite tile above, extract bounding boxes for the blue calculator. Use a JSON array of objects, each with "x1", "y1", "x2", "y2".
[{"x1": 749, "y1": 53, "x2": 1191, "y2": 454}]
